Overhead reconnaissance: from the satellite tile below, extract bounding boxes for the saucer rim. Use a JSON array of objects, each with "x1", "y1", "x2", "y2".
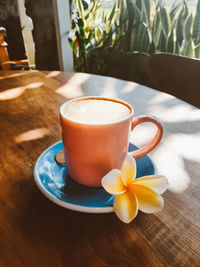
[{"x1": 34, "y1": 141, "x2": 156, "y2": 214}]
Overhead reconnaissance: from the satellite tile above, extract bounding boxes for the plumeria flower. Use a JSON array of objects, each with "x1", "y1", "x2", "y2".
[{"x1": 102, "y1": 155, "x2": 168, "y2": 223}]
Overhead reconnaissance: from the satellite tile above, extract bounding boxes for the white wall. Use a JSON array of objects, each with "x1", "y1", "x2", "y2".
[
  {"x1": 17, "y1": 0, "x2": 35, "y2": 67},
  {"x1": 52, "y1": 0, "x2": 74, "y2": 72}
]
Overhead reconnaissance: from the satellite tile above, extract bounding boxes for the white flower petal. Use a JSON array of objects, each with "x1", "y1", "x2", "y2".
[
  {"x1": 131, "y1": 185, "x2": 164, "y2": 213},
  {"x1": 114, "y1": 191, "x2": 138, "y2": 223},
  {"x1": 132, "y1": 175, "x2": 168, "y2": 194},
  {"x1": 101, "y1": 169, "x2": 125, "y2": 195},
  {"x1": 121, "y1": 155, "x2": 137, "y2": 185}
]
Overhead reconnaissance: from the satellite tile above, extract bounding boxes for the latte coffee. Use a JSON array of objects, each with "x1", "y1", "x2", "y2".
[{"x1": 63, "y1": 98, "x2": 131, "y2": 124}]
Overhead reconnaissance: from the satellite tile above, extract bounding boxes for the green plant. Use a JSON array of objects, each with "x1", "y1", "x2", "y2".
[
  {"x1": 69, "y1": 0, "x2": 118, "y2": 73},
  {"x1": 116, "y1": 0, "x2": 200, "y2": 57},
  {"x1": 69, "y1": 0, "x2": 200, "y2": 84}
]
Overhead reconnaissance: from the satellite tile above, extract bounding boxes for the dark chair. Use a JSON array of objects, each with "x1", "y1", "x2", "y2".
[{"x1": 148, "y1": 53, "x2": 200, "y2": 108}]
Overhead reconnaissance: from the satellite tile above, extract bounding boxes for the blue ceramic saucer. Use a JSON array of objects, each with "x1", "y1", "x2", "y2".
[{"x1": 34, "y1": 141, "x2": 156, "y2": 213}]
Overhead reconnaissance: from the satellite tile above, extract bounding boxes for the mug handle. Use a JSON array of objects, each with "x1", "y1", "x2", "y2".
[{"x1": 129, "y1": 115, "x2": 163, "y2": 159}]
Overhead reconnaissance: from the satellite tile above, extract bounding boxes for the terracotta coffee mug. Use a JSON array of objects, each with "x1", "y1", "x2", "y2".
[{"x1": 59, "y1": 96, "x2": 163, "y2": 187}]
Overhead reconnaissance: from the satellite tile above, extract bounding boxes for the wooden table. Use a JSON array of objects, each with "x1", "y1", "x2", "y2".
[{"x1": 0, "y1": 70, "x2": 200, "y2": 267}]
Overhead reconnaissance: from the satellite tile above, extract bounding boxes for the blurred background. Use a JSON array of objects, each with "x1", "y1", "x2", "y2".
[{"x1": 0, "y1": 0, "x2": 199, "y2": 103}]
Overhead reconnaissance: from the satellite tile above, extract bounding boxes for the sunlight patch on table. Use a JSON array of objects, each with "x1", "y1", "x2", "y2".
[
  {"x1": 129, "y1": 124, "x2": 191, "y2": 192},
  {"x1": 152, "y1": 144, "x2": 191, "y2": 193},
  {"x1": 100, "y1": 78, "x2": 118, "y2": 97},
  {"x1": 45, "y1": 71, "x2": 61, "y2": 78},
  {"x1": 161, "y1": 105, "x2": 199, "y2": 122},
  {"x1": 149, "y1": 91, "x2": 174, "y2": 105},
  {"x1": 147, "y1": 94, "x2": 199, "y2": 122},
  {"x1": 56, "y1": 84, "x2": 83, "y2": 98},
  {"x1": 130, "y1": 122, "x2": 156, "y2": 147},
  {"x1": 120, "y1": 82, "x2": 137, "y2": 94},
  {"x1": 0, "y1": 87, "x2": 25, "y2": 100},
  {"x1": 27, "y1": 82, "x2": 43, "y2": 89},
  {"x1": 15, "y1": 128, "x2": 50, "y2": 143},
  {"x1": 164, "y1": 133, "x2": 200, "y2": 161},
  {"x1": 0, "y1": 82, "x2": 43, "y2": 100},
  {"x1": 0, "y1": 71, "x2": 28, "y2": 80},
  {"x1": 55, "y1": 74, "x2": 87, "y2": 98}
]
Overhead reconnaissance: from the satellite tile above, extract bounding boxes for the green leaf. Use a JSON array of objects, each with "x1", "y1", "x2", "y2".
[
  {"x1": 176, "y1": 6, "x2": 185, "y2": 47},
  {"x1": 183, "y1": 0, "x2": 189, "y2": 19},
  {"x1": 195, "y1": 45, "x2": 200, "y2": 59},
  {"x1": 157, "y1": 30, "x2": 166, "y2": 52},
  {"x1": 126, "y1": 0, "x2": 141, "y2": 23},
  {"x1": 101, "y1": 25, "x2": 116, "y2": 49},
  {"x1": 102, "y1": 9, "x2": 105, "y2": 22},
  {"x1": 160, "y1": 7, "x2": 170, "y2": 38},
  {"x1": 170, "y1": 2, "x2": 182, "y2": 21},
  {"x1": 183, "y1": 14, "x2": 193, "y2": 41},
  {"x1": 175, "y1": 41, "x2": 180, "y2": 55},
  {"x1": 141, "y1": 0, "x2": 153, "y2": 26},
  {"x1": 87, "y1": 22, "x2": 104, "y2": 43},
  {"x1": 85, "y1": 0, "x2": 95, "y2": 20},
  {"x1": 76, "y1": 0, "x2": 84, "y2": 18},
  {"x1": 166, "y1": 29, "x2": 175, "y2": 53},
  {"x1": 135, "y1": 0, "x2": 142, "y2": 10},
  {"x1": 108, "y1": 3, "x2": 116, "y2": 23},
  {"x1": 125, "y1": 0, "x2": 142, "y2": 51},
  {"x1": 131, "y1": 22, "x2": 151, "y2": 52},
  {"x1": 152, "y1": 11, "x2": 161, "y2": 43},
  {"x1": 193, "y1": 0, "x2": 200, "y2": 45},
  {"x1": 183, "y1": 38, "x2": 195, "y2": 58},
  {"x1": 149, "y1": 40, "x2": 156, "y2": 55}
]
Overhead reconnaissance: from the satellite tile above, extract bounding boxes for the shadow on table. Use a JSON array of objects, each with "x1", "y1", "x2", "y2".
[
  {"x1": 17, "y1": 177, "x2": 198, "y2": 267},
  {"x1": 16, "y1": 176, "x2": 161, "y2": 266}
]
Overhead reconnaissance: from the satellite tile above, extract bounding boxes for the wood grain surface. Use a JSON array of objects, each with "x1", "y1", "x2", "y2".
[{"x1": 0, "y1": 70, "x2": 200, "y2": 267}]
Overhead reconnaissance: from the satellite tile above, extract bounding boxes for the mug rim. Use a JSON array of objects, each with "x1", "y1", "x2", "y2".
[{"x1": 60, "y1": 96, "x2": 134, "y2": 126}]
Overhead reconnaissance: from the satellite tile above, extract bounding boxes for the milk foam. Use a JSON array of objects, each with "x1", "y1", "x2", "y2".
[{"x1": 63, "y1": 99, "x2": 131, "y2": 123}]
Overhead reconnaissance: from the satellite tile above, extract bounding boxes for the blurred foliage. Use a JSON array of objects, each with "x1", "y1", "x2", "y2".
[{"x1": 68, "y1": 0, "x2": 200, "y2": 84}]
